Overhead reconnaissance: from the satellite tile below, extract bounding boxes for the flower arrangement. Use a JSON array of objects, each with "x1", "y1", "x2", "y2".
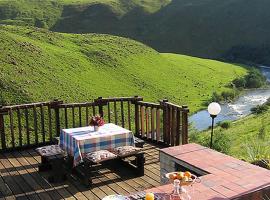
[{"x1": 89, "y1": 115, "x2": 105, "y2": 127}]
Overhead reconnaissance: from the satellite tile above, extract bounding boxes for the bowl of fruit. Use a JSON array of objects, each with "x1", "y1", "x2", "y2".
[{"x1": 165, "y1": 171, "x2": 200, "y2": 186}]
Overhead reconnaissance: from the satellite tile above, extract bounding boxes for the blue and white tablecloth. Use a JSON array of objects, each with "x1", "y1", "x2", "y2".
[{"x1": 60, "y1": 123, "x2": 135, "y2": 166}]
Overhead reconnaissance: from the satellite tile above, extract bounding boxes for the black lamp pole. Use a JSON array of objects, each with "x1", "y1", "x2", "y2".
[{"x1": 210, "y1": 114, "x2": 217, "y2": 149}]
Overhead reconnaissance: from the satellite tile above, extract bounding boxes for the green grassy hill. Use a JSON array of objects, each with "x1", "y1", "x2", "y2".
[
  {"x1": 1, "y1": 0, "x2": 270, "y2": 64},
  {"x1": 0, "y1": 25, "x2": 246, "y2": 113}
]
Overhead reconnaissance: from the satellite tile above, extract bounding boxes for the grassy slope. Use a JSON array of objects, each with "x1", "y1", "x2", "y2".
[
  {"x1": 196, "y1": 111, "x2": 270, "y2": 161},
  {"x1": 0, "y1": 25, "x2": 246, "y2": 113},
  {"x1": 1, "y1": 0, "x2": 270, "y2": 62}
]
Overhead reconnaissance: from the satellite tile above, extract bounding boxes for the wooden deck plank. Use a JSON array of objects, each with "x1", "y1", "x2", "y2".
[
  {"x1": 26, "y1": 150, "x2": 82, "y2": 200},
  {"x1": 3, "y1": 152, "x2": 52, "y2": 200},
  {"x1": 0, "y1": 153, "x2": 35, "y2": 199},
  {"x1": 0, "y1": 142, "x2": 163, "y2": 199},
  {"x1": 68, "y1": 177, "x2": 100, "y2": 200},
  {"x1": 0, "y1": 174, "x2": 13, "y2": 197},
  {"x1": 98, "y1": 167, "x2": 137, "y2": 194},
  {"x1": 14, "y1": 151, "x2": 71, "y2": 200},
  {"x1": 19, "y1": 150, "x2": 66, "y2": 200},
  {"x1": 98, "y1": 168, "x2": 130, "y2": 195},
  {"x1": 91, "y1": 168, "x2": 117, "y2": 197},
  {"x1": 103, "y1": 167, "x2": 145, "y2": 193}
]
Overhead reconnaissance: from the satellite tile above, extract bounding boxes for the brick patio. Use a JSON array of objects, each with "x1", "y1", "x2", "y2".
[{"x1": 146, "y1": 143, "x2": 270, "y2": 199}]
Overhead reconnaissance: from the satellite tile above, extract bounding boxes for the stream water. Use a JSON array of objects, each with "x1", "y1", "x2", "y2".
[{"x1": 190, "y1": 67, "x2": 270, "y2": 131}]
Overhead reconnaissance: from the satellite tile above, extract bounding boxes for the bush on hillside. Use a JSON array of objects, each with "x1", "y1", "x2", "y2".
[
  {"x1": 233, "y1": 68, "x2": 266, "y2": 89},
  {"x1": 35, "y1": 19, "x2": 48, "y2": 28},
  {"x1": 0, "y1": 91, "x2": 6, "y2": 105},
  {"x1": 209, "y1": 131, "x2": 231, "y2": 154},
  {"x1": 232, "y1": 77, "x2": 246, "y2": 88},
  {"x1": 0, "y1": 98, "x2": 5, "y2": 105},
  {"x1": 218, "y1": 120, "x2": 232, "y2": 129},
  {"x1": 188, "y1": 125, "x2": 201, "y2": 143},
  {"x1": 251, "y1": 104, "x2": 268, "y2": 114},
  {"x1": 221, "y1": 91, "x2": 235, "y2": 101},
  {"x1": 245, "y1": 73, "x2": 264, "y2": 88},
  {"x1": 207, "y1": 90, "x2": 237, "y2": 104},
  {"x1": 210, "y1": 91, "x2": 223, "y2": 102},
  {"x1": 244, "y1": 136, "x2": 270, "y2": 169},
  {"x1": 191, "y1": 130, "x2": 231, "y2": 154},
  {"x1": 258, "y1": 119, "x2": 266, "y2": 140}
]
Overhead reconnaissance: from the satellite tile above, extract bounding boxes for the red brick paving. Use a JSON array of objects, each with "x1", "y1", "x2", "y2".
[{"x1": 146, "y1": 143, "x2": 270, "y2": 200}]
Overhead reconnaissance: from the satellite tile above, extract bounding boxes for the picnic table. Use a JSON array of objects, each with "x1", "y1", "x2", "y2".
[{"x1": 59, "y1": 123, "x2": 135, "y2": 166}]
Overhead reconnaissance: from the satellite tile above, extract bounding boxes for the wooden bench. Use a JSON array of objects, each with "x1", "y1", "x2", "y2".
[
  {"x1": 36, "y1": 145, "x2": 67, "y2": 183},
  {"x1": 81, "y1": 147, "x2": 145, "y2": 187}
]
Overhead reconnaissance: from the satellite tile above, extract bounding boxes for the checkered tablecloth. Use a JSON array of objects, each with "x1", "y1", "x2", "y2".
[{"x1": 60, "y1": 123, "x2": 135, "y2": 166}]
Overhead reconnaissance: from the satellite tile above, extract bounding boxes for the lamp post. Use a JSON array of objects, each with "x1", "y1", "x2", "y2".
[{"x1": 208, "y1": 102, "x2": 221, "y2": 148}]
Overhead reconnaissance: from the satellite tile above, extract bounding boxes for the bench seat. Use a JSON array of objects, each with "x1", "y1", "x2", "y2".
[
  {"x1": 36, "y1": 145, "x2": 66, "y2": 183},
  {"x1": 85, "y1": 150, "x2": 117, "y2": 163},
  {"x1": 82, "y1": 146, "x2": 145, "y2": 186}
]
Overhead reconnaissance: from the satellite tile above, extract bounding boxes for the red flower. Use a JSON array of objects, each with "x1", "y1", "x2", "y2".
[{"x1": 89, "y1": 115, "x2": 105, "y2": 127}]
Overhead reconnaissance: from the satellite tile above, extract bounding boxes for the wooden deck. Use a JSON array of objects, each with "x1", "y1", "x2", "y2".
[{"x1": 0, "y1": 143, "x2": 161, "y2": 200}]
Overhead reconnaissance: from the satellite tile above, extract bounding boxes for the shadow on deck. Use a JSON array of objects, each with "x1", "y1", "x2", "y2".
[{"x1": 0, "y1": 143, "x2": 161, "y2": 200}]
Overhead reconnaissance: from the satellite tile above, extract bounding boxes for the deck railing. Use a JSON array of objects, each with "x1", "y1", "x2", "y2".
[{"x1": 0, "y1": 96, "x2": 189, "y2": 151}]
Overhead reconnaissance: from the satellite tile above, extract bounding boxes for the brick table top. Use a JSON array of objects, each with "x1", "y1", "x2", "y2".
[{"x1": 146, "y1": 143, "x2": 270, "y2": 199}]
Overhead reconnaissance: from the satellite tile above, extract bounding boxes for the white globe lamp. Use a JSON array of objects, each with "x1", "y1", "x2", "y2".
[
  {"x1": 208, "y1": 102, "x2": 221, "y2": 117},
  {"x1": 207, "y1": 102, "x2": 221, "y2": 148}
]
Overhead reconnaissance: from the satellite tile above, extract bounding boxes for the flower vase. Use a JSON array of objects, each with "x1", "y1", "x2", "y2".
[{"x1": 94, "y1": 126, "x2": 99, "y2": 131}]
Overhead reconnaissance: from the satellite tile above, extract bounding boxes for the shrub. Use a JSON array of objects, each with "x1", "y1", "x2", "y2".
[
  {"x1": 232, "y1": 68, "x2": 266, "y2": 89},
  {"x1": 35, "y1": 19, "x2": 48, "y2": 28},
  {"x1": 232, "y1": 77, "x2": 246, "y2": 88},
  {"x1": 258, "y1": 119, "x2": 266, "y2": 139},
  {"x1": 0, "y1": 92, "x2": 6, "y2": 105},
  {"x1": 211, "y1": 91, "x2": 223, "y2": 102},
  {"x1": 196, "y1": 131, "x2": 231, "y2": 154},
  {"x1": 250, "y1": 104, "x2": 268, "y2": 114},
  {"x1": 218, "y1": 120, "x2": 232, "y2": 129},
  {"x1": 245, "y1": 68, "x2": 266, "y2": 88},
  {"x1": 221, "y1": 91, "x2": 235, "y2": 101},
  {"x1": 244, "y1": 136, "x2": 270, "y2": 169},
  {"x1": 210, "y1": 131, "x2": 231, "y2": 154},
  {"x1": 207, "y1": 90, "x2": 237, "y2": 104}
]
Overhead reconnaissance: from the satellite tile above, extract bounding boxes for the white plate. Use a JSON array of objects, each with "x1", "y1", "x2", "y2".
[{"x1": 102, "y1": 195, "x2": 127, "y2": 200}]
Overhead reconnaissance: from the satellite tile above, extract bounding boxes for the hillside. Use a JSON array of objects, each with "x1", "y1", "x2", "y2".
[
  {"x1": 0, "y1": 25, "x2": 246, "y2": 112},
  {"x1": 192, "y1": 110, "x2": 270, "y2": 162},
  {"x1": 1, "y1": 0, "x2": 270, "y2": 64}
]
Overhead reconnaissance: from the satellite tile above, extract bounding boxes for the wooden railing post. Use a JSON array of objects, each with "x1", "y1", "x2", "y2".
[
  {"x1": 175, "y1": 109, "x2": 181, "y2": 146},
  {"x1": 133, "y1": 96, "x2": 141, "y2": 137},
  {"x1": 182, "y1": 105, "x2": 189, "y2": 144},
  {"x1": 97, "y1": 97, "x2": 104, "y2": 117},
  {"x1": 160, "y1": 99, "x2": 169, "y2": 145},
  {"x1": 51, "y1": 99, "x2": 63, "y2": 137},
  {"x1": 0, "y1": 106, "x2": 6, "y2": 150}
]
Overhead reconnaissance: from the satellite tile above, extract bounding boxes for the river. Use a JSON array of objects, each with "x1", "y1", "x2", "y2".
[{"x1": 190, "y1": 67, "x2": 270, "y2": 131}]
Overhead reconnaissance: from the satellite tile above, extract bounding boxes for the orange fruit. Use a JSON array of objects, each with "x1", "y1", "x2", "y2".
[
  {"x1": 173, "y1": 173, "x2": 178, "y2": 180},
  {"x1": 145, "y1": 193, "x2": 154, "y2": 200},
  {"x1": 176, "y1": 172, "x2": 185, "y2": 180},
  {"x1": 184, "y1": 171, "x2": 192, "y2": 178},
  {"x1": 169, "y1": 173, "x2": 175, "y2": 180}
]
